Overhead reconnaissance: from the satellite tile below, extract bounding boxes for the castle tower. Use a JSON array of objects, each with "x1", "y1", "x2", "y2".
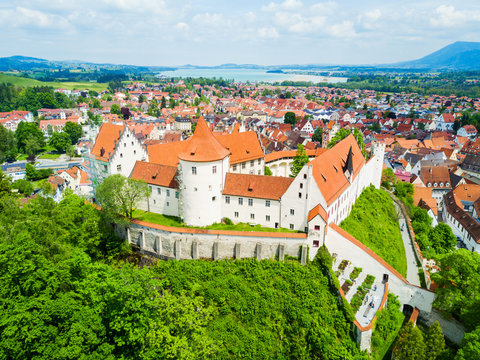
[
  {"x1": 370, "y1": 141, "x2": 386, "y2": 189},
  {"x1": 178, "y1": 117, "x2": 230, "y2": 226}
]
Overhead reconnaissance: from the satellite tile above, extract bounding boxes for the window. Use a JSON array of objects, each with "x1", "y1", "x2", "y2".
[
  {"x1": 434, "y1": 182, "x2": 437, "y2": 187},
  {"x1": 242, "y1": 162, "x2": 246, "y2": 169},
  {"x1": 300, "y1": 183, "x2": 303, "y2": 189},
  {"x1": 427, "y1": 182, "x2": 431, "y2": 187},
  {"x1": 233, "y1": 164, "x2": 237, "y2": 171},
  {"x1": 290, "y1": 209, "x2": 294, "y2": 215},
  {"x1": 298, "y1": 192, "x2": 302, "y2": 198},
  {"x1": 212, "y1": 196, "x2": 216, "y2": 201},
  {"x1": 120, "y1": 153, "x2": 123, "y2": 158},
  {"x1": 266, "y1": 215, "x2": 270, "y2": 221},
  {"x1": 194, "y1": 187, "x2": 197, "y2": 191},
  {"x1": 238, "y1": 198, "x2": 243, "y2": 205},
  {"x1": 149, "y1": 186, "x2": 152, "y2": 192},
  {"x1": 175, "y1": 191, "x2": 179, "y2": 199},
  {"x1": 258, "y1": 159, "x2": 261, "y2": 164},
  {"x1": 134, "y1": 150, "x2": 136, "y2": 155},
  {"x1": 117, "y1": 164, "x2": 122, "y2": 172},
  {"x1": 157, "y1": 188, "x2": 161, "y2": 195},
  {"x1": 250, "y1": 213, "x2": 255, "y2": 219},
  {"x1": 440, "y1": 182, "x2": 443, "y2": 187},
  {"x1": 248, "y1": 198, "x2": 253, "y2": 206},
  {"x1": 209, "y1": 185, "x2": 212, "y2": 191},
  {"x1": 192, "y1": 167, "x2": 197, "y2": 175},
  {"x1": 212, "y1": 165, "x2": 217, "y2": 174},
  {"x1": 258, "y1": 170, "x2": 261, "y2": 174},
  {"x1": 234, "y1": 211, "x2": 239, "y2": 218},
  {"x1": 313, "y1": 240, "x2": 320, "y2": 247},
  {"x1": 131, "y1": 141, "x2": 134, "y2": 145},
  {"x1": 314, "y1": 225, "x2": 320, "y2": 231},
  {"x1": 103, "y1": 165, "x2": 108, "y2": 172},
  {"x1": 225, "y1": 196, "x2": 230, "y2": 204},
  {"x1": 249, "y1": 170, "x2": 254, "y2": 174},
  {"x1": 166, "y1": 189, "x2": 170, "y2": 197},
  {"x1": 266, "y1": 200, "x2": 270, "y2": 207},
  {"x1": 303, "y1": 174, "x2": 307, "y2": 179},
  {"x1": 124, "y1": 143, "x2": 126, "y2": 147},
  {"x1": 166, "y1": 201, "x2": 169, "y2": 206},
  {"x1": 250, "y1": 160, "x2": 254, "y2": 166},
  {"x1": 290, "y1": 224, "x2": 294, "y2": 230},
  {"x1": 153, "y1": 199, "x2": 156, "y2": 204}
]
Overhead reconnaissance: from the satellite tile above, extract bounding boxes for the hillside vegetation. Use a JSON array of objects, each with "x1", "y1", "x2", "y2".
[
  {"x1": 0, "y1": 73, "x2": 107, "y2": 91},
  {"x1": 340, "y1": 186, "x2": 407, "y2": 277},
  {"x1": 0, "y1": 179, "x2": 366, "y2": 359}
]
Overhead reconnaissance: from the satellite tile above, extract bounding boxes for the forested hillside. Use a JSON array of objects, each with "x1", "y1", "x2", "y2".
[{"x1": 0, "y1": 174, "x2": 366, "y2": 359}]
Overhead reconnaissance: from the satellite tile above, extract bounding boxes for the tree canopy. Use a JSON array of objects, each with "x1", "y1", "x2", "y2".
[
  {"x1": 290, "y1": 144, "x2": 309, "y2": 178},
  {"x1": 284, "y1": 111, "x2": 297, "y2": 125},
  {"x1": 96, "y1": 174, "x2": 150, "y2": 219}
]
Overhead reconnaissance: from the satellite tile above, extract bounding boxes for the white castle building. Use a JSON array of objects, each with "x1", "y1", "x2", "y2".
[{"x1": 91, "y1": 117, "x2": 385, "y2": 245}]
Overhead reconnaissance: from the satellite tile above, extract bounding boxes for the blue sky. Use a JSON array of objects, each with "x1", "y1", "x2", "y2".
[{"x1": 1, "y1": 0, "x2": 479, "y2": 66}]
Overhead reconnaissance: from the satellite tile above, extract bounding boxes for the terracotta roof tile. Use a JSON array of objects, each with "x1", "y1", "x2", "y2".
[
  {"x1": 215, "y1": 131, "x2": 264, "y2": 164},
  {"x1": 130, "y1": 161, "x2": 177, "y2": 188},
  {"x1": 91, "y1": 123, "x2": 124, "y2": 161},
  {"x1": 223, "y1": 173, "x2": 293, "y2": 200}
]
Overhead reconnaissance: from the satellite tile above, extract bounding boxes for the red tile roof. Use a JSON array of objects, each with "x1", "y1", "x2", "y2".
[
  {"x1": 91, "y1": 123, "x2": 124, "y2": 161},
  {"x1": 178, "y1": 117, "x2": 230, "y2": 162},
  {"x1": 310, "y1": 134, "x2": 365, "y2": 206},
  {"x1": 223, "y1": 173, "x2": 293, "y2": 200},
  {"x1": 130, "y1": 161, "x2": 177, "y2": 188}
]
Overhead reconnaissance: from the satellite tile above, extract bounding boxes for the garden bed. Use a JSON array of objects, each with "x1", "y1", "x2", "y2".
[{"x1": 349, "y1": 267, "x2": 362, "y2": 281}]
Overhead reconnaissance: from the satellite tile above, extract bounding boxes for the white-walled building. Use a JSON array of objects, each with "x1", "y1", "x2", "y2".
[{"x1": 124, "y1": 117, "x2": 385, "y2": 245}]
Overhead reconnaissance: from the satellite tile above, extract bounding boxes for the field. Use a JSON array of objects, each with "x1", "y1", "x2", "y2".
[
  {"x1": 0, "y1": 73, "x2": 108, "y2": 91},
  {"x1": 340, "y1": 186, "x2": 407, "y2": 277},
  {"x1": 132, "y1": 209, "x2": 299, "y2": 233}
]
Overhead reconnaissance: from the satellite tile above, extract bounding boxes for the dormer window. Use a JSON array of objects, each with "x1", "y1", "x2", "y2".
[{"x1": 434, "y1": 182, "x2": 437, "y2": 187}]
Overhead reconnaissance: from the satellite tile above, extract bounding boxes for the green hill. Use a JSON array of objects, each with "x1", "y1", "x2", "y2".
[
  {"x1": 0, "y1": 190, "x2": 366, "y2": 359},
  {"x1": 340, "y1": 186, "x2": 407, "y2": 277},
  {"x1": 0, "y1": 72, "x2": 107, "y2": 91}
]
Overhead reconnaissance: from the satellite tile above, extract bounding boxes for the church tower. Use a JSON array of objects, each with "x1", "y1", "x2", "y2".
[{"x1": 178, "y1": 117, "x2": 230, "y2": 226}]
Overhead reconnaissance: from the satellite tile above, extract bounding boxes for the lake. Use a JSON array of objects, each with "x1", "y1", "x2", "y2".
[{"x1": 159, "y1": 68, "x2": 348, "y2": 84}]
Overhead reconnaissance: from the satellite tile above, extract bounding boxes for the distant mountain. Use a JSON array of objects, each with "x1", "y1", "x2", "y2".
[
  {"x1": 393, "y1": 41, "x2": 480, "y2": 70},
  {"x1": 0, "y1": 56, "x2": 54, "y2": 71}
]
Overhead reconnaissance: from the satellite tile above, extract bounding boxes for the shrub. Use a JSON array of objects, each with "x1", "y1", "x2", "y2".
[{"x1": 350, "y1": 267, "x2": 362, "y2": 280}]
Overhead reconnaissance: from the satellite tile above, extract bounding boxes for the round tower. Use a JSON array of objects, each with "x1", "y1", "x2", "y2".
[{"x1": 178, "y1": 117, "x2": 230, "y2": 226}]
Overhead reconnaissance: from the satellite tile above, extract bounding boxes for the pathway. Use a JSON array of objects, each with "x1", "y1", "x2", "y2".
[
  {"x1": 424, "y1": 309, "x2": 466, "y2": 345},
  {"x1": 394, "y1": 203, "x2": 421, "y2": 286}
]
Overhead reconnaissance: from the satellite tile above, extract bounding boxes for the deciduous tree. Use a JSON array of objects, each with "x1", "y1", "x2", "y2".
[{"x1": 290, "y1": 144, "x2": 309, "y2": 178}]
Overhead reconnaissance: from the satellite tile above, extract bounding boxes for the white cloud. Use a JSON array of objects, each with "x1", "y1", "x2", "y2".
[
  {"x1": 262, "y1": 0, "x2": 302, "y2": 12},
  {"x1": 0, "y1": 6, "x2": 71, "y2": 30},
  {"x1": 429, "y1": 5, "x2": 480, "y2": 28},
  {"x1": 328, "y1": 20, "x2": 356, "y2": 38},
  {"x1": 192, "y1": 12, "x2": 228, "y2": 27},
  {"x1": 102, "y1": 0, "x2": 169, "y2": 15},
  {"x1": 175, "y1": 22, "x2": 189, "y2": 31},
  {"x1": 258, "y1": 27, "x2": 279, "y2": 39},
  {"x1": 274, "y1": 12, "x2": 325, "y2": 33},
  {"x1": 358, "y1": 9, "x2": 382, "y2": 30},
  {"x1": 311, "y1": 1, "x2": 337, "y2": 14}
]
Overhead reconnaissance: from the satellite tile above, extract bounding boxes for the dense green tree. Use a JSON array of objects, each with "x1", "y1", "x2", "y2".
[
  {"x1": 49, "y1": 131, "x2": 71, "y2": 152},
  {"x1": 290, "y1": 144, "x2": 309, "y2": 178},
  {"x1": 96, "y1": 174, "x2": 150, "y2": 219},
  {"x1": 90, "y1": 98, "x2": 101, "y2": 109},
  {"x1": 0, "y1": 125, "x2": 18, "y2": 162},
  {"x1": 312, "y1": 127, "x2": 323, "y2": 143},
  {"x1": 264, "y1": 166, "x2": 272, "y2": 176},
  {"x1": 368, "y1": 122, "x2": 381, "y2": 133},
  {"x1": 428, "y1": 223, "x2": 456, "y2": 254},
  {"x1": 393, "y1": 321, "x2": 426, "y2": 360},
  {"x1": 284, "y1": 111, "x2": 297, "y2": 125},
  {"x1": 424, "y1": 322, "x2": 445, "y2": 359},
  {"x1": 12, "y1": 179, "x2": 34, "y2": 196},
  {"x1": 147, "y1": 99, "x2": 161, "y2": 117},
  {"x1": 328, "y1": 128, "x2": 351, "y2": 148},
  {"x1": 63, "y1": 121, "x2": 83, "y2": 144},
  {"x1": 110, "y1": 104, "x2": 121, "y2": 115},
  {"x1": 108, "y1": 79, "x2": 123, "y2": 93},
  {"x1": 138, "y1": 94, "x2": 146, "y2": 103},
  {"x1": 456, "y1": 326, "x2": 480, "y2": 360},
  {"x1": 381, "y1": 167, "x2": 397, "y2": 190},
  {"x1": 431, "y1": 250, "x2": 480, "y2": 331},
  {"x1": 15, "y1": 121, "x2": 45, "y2": 153}
]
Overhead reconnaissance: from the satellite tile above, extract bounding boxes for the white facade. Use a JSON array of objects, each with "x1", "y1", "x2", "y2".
[
  {"x1": 109, "y1": 127, "x2": 148, "y2": 178},
  {"x1": 229, "y1": 158, "x2": 265, "y2": 175},
  {"x1": 179, "y1": 156, "x2": 229, "y2": 226},
  {"x1": 222, "y1": 195, "x2": 281, "y2": 228},
  {"x1": 140, "y1": 184, "x2": 180, "y2": 217}
]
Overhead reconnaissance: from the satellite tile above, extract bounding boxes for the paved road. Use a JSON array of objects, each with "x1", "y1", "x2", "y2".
[{"x1": 395, "y1": 204, "x2": 421, "y2": 286}]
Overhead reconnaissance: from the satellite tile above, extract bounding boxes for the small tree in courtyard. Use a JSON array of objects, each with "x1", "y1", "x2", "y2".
[
  {"x1": 290, "y1": 144, "x2": 309, "y2": 178},
  {"x1": 96, "y1": 174, "x2": 150, "y2": 219}
]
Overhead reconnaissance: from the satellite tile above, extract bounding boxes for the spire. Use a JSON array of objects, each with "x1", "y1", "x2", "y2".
[
  {"x1": 343, "y1": 145, "x2": 354, "y2": 181},
  {"x1": 179, "y1": 117, "x2": 230, "y2": 162}
]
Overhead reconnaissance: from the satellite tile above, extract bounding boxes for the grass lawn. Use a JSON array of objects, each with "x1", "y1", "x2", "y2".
[
  {"x1": 132, "y1": 209, "x2": 300, "y2": 233},
  {"x1": 0, "y1": 73, "x2": 107, "y2": 91},
  {"x1": 38, "y1": 153, "x2": 61, "y2": 160},
  {"x1": 340, "y1": 186, "x2": 407, "y2": 277}
]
